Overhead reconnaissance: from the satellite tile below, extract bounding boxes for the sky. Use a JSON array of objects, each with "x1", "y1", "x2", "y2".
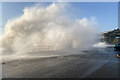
[
  {"x1": 0, "y1": 2, "x2": 2, "y2": 27},
  {"x1": 2, "y1": 2, "x2": 118, "y2": 32}
]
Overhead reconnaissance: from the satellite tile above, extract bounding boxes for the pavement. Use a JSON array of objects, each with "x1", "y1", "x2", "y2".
[{"x1": 2, "y1": 47, "x2": 120, "y2": 78}]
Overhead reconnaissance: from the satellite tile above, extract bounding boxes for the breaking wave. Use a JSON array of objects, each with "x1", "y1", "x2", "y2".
[{"x1": 1, "y1": 3, "x2": 99, "y2": 56}]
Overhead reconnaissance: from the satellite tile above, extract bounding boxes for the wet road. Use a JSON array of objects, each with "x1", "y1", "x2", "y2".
[{"x1": 2, "y1": 47, "x2": 120, "y2": 78}]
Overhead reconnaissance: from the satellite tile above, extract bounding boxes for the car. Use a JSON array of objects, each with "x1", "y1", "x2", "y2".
[
  {"x1": 116, "y1": 54, "x2": 120, "y2": 58},
  {"x1": 114, "y1": 42, "x2": 120, "y2": 51}
]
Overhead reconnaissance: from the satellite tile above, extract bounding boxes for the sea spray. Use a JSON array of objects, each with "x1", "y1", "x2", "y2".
[{"x1": 1, "y1": 3, "x2": 98, "y2": 56}]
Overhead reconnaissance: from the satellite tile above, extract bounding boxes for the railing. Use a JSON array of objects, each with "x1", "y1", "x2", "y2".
[{"x1": 29, "y1": 45, "x2": 65, "y2": 52}]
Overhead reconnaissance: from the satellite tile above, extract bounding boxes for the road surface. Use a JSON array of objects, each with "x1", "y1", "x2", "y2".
[{"x1": 2, "y1": 47, "x2": 120, "y2": 78}]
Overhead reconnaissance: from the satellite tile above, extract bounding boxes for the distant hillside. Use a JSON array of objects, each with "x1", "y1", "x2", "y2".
[{"x1": 103, "y1": 28, "x2": 120, "y2": 44}]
